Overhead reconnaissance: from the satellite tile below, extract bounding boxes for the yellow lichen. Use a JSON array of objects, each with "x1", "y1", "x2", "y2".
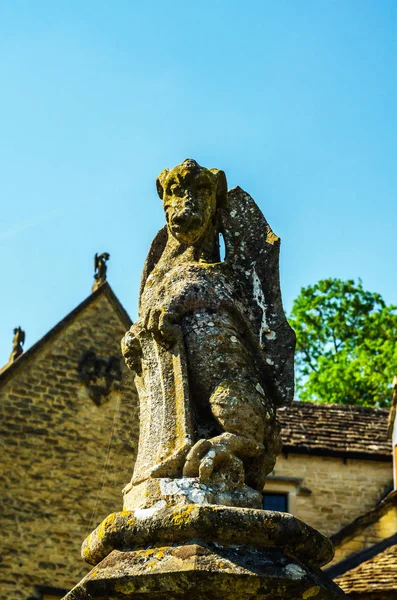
[
  {"x1": 96, "y1": 513, "x2": 116, "y2": 540},
  {"x1": 146, "y1": 560, "x2": 157, "y2": 568},
  {"x1": 302, "y1": 586, "x2": 320, "y2": 599},
  {"x1": 172, "y1": 504, "x2": 197, "y2": 527}
]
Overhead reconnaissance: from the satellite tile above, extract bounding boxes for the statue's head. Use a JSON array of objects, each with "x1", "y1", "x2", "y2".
[{"x1": 156, "y1": 159, "x2": 227, "y2": 245}]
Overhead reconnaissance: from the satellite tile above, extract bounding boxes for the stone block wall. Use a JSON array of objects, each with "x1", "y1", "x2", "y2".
[
  {"x1": 331, "y1": 497, "x2": 397, "y2": 566},
  {"x1": 0, "y1": 291, "x2": 138, "y2": 599},
  {"x1": 269, "y1": 453, "x2": 392, "y2": 538}
]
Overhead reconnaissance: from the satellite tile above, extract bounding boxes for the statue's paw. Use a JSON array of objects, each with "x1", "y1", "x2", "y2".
[
  {"x1": 158, "y1": 310, "x2": 181, "y2": 344},
  {"x1": 183, "y1": 439, "x2": 212, "y2": 478},
  {"x1": 210, "y1": 431, "x2": 264, "y2": 458},
  {"x1": 144, "y1": 307, "x2": 181, "y2": 346},
  {"x1": 145, "y1": 308, "x2": 160, "y2": 336},
  {"x1": 199, "y1": 445, "x2": 245, "y2": 485},
  {"x1": 183, "y1": 438, "x2": 245, "y2": 485},
  {"x1": 121, "y1": 326, "x2": 142, "y2": 373}
]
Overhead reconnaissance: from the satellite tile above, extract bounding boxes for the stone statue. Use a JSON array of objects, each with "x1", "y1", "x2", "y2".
[
  {"x1": 93, "y1": 252, "x2": 110, "y2": 291},
  {"x1": 64, "y1": 161, "x2": 346, "y2": 600},
  {"x1": 121, "y1": 159, "x2": 295, "y2": 502},
  {"x1": 9, "y1": 326, "x2": 25, "y2": 363}
]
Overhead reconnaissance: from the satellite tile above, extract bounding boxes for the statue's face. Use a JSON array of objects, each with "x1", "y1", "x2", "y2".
[{"x1": 161, "y1": 164, "x2": 217, "y2": 245}]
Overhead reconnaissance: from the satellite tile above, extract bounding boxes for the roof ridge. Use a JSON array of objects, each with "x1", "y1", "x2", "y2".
[
  {"x1": 281, "y1": 401, "x2": 389, "y2": 414},
  {"x1": 327, "y1": 532, "x2": 397, "y2": 579},
  {"x1": 0, "y1": 282, "x2": 132, "y2": 387}
]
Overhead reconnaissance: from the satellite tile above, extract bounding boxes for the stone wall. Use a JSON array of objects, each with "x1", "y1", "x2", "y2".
[
  {"x1": 267, "y1": 453, "x2": 392, "y2": 538},
  {"x1": 331, "y1": 496, "x2": 397, "y2": 566},
  {"x1": 0, "y1": 290, "x2": 138, "y2": 599}
]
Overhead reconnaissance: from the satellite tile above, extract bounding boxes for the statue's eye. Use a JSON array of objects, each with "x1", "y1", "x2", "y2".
[{"x1": 170, "y1": 184, "x2": 183, "y2": 197}]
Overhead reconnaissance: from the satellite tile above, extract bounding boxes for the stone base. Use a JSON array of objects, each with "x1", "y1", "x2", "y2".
[
  {"x1": 65, "y1": 542, "x2": 346, "y2": 600},
  {"x1": 123, "y1": 477, "x2": 263, "y2": 510},
  {"x1": 81, "y1": 503, "x2": 333, "y2": 567},
  {"x1": 63, "y1": 504, "x2": 347, "y2": 599}
]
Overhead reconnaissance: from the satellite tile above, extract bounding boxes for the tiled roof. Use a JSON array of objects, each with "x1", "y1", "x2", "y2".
[
  {"x1": 335, "y1": 540, "x2": 397, "y2": 595},
  {"x1": 278, "y1": 401, "x2": 391, "y2": 460}
]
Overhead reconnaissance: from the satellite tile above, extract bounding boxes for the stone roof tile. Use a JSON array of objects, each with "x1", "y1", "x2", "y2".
[
  {"x1": 278, "y1": 402, "x2": 390, "y2": 459},
  {"x1": 335, "y1": 542, "x2": 397, "y2": 594}
]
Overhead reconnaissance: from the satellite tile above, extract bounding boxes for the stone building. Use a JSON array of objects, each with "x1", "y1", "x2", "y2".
[
  {"x1": 325, "y1": 380, "x2": 397, "y2": 600},
  {"x1": 0, "y1": 282, "x2": 138, "y2": 599},
  {"x1": 0, "y1": 281, "x2": 395, "y2": 599}
]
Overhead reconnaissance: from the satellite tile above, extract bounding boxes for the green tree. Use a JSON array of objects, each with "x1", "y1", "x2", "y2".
[{"x1": 289, "y1": 278, "x2": 397, "y2": 407}]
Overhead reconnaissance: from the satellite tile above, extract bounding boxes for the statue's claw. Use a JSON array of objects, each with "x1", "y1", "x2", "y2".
[
  {"x1": 198, "y1": 446, "x2": 245, "y2": 485},
  {"x1": 142, "y1": 307, "x2": 181, "y2": 347},
  {"x1": 183, "y1": 433, "x2": 258, "y2": 485},
  {"x1": 158, "y1": 310, "x2": 181, "y2": 344},
  {"x1": 121, "y1": 325, "x2": 143, "y2": 373}
]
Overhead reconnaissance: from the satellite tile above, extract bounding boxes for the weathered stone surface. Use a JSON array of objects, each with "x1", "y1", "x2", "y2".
[
  {"x1": 121, "y1": 159, "x2": 295, "y2": 498},
  {"x1": 123, "y1": 477, "x2": 263, "y2": 510},
  {"x1": 66, "y1": 543, "x2": 345, "y2": 600},
  {"x1": 81, "y1": 504, "x2": 334, "y2": 568}
]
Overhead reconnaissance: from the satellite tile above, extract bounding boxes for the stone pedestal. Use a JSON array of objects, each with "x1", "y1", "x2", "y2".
[
  {"x1": 122, "y1": 477, "x2": 263, "y2": 510},
  {"x1": 63, "y1": 503, "x2": 347, "y2": 600}
]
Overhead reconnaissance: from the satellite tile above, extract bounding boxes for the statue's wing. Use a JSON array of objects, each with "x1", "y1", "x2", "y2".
[
  {"x1": 20, "y1": 330, "x2": 25, "y2": 345},
  {"x1": 221, "y1": 186, "x2": 295, "y2": 406},
  {"x1": 94, "y1": 253, "x2": 99, "y2": 272},
  {"x1": 138, "y1": 226, "x2": 168, "y2": 309}
]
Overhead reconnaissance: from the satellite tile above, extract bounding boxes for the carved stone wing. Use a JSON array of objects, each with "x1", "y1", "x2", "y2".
[{"x1": 221, "y1": 186, "x2": 296, "y2": 406}]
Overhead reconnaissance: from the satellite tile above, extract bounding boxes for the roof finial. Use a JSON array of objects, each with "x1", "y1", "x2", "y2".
[
  {"x1": 92, "y1": 252, "x2": 110, "y2": 292},
  {"x1": 9, "y1": 326, "x2": 25, "y2": 363}
]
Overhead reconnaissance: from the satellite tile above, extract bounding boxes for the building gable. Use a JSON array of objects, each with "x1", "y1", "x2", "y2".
[{"x1": 0, "y1": 284, "x2": 138, "y2": 598}]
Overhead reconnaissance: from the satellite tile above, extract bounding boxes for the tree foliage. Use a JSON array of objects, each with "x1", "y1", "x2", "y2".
[{"x1": 289, "y1": 278, "x2": 397, "y2": 407}]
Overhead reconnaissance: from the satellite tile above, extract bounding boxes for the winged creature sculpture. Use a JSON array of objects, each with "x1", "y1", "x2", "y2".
[
  {"x1": 93, "y1": 252, "x2": 110, "y2": 289},
  {"x1": 9, "y1": 326, "x2": 25, "y2": 363},
  {"x1": 122, "y1": 159, "x2": 295, "y2": 496}
]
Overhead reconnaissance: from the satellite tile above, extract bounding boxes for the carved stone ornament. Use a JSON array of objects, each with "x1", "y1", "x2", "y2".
[
  {"x1": 78, "y1": 350, "x2": 122, "y2": 405},
  {"x1": 9, "y1": 326, "x2": 25, "y2": 363},
  {"x1": 121, "y1": 159, "x2": 296, "y2": 505},
  {"x1": 92, "y1": 252, "x2": 110, "y2": 292}
]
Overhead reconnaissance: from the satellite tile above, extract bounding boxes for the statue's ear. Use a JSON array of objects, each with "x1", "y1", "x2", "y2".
[
  {"x1": 210, "y1": 169, "x2": 228, "y2": 209},
  {"x1": 156, "y1": 168, "x2": 170, "y2": 200}
]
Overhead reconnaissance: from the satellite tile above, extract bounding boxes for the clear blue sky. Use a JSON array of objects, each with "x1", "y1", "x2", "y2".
[{"x1": 1, "y1": 0, "x2": 396, "y2": 364}]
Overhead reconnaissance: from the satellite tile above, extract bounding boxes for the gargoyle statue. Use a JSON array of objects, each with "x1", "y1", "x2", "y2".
[
  {"x1": 9, "y1": 326, "x2": 25, "y2": 363},
  {"x1": 122, "y1": 159, "x2": 295, "y2": 495},
  {"x1": 93, "y1": 252, "x2": 110, "y2": 291}
]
